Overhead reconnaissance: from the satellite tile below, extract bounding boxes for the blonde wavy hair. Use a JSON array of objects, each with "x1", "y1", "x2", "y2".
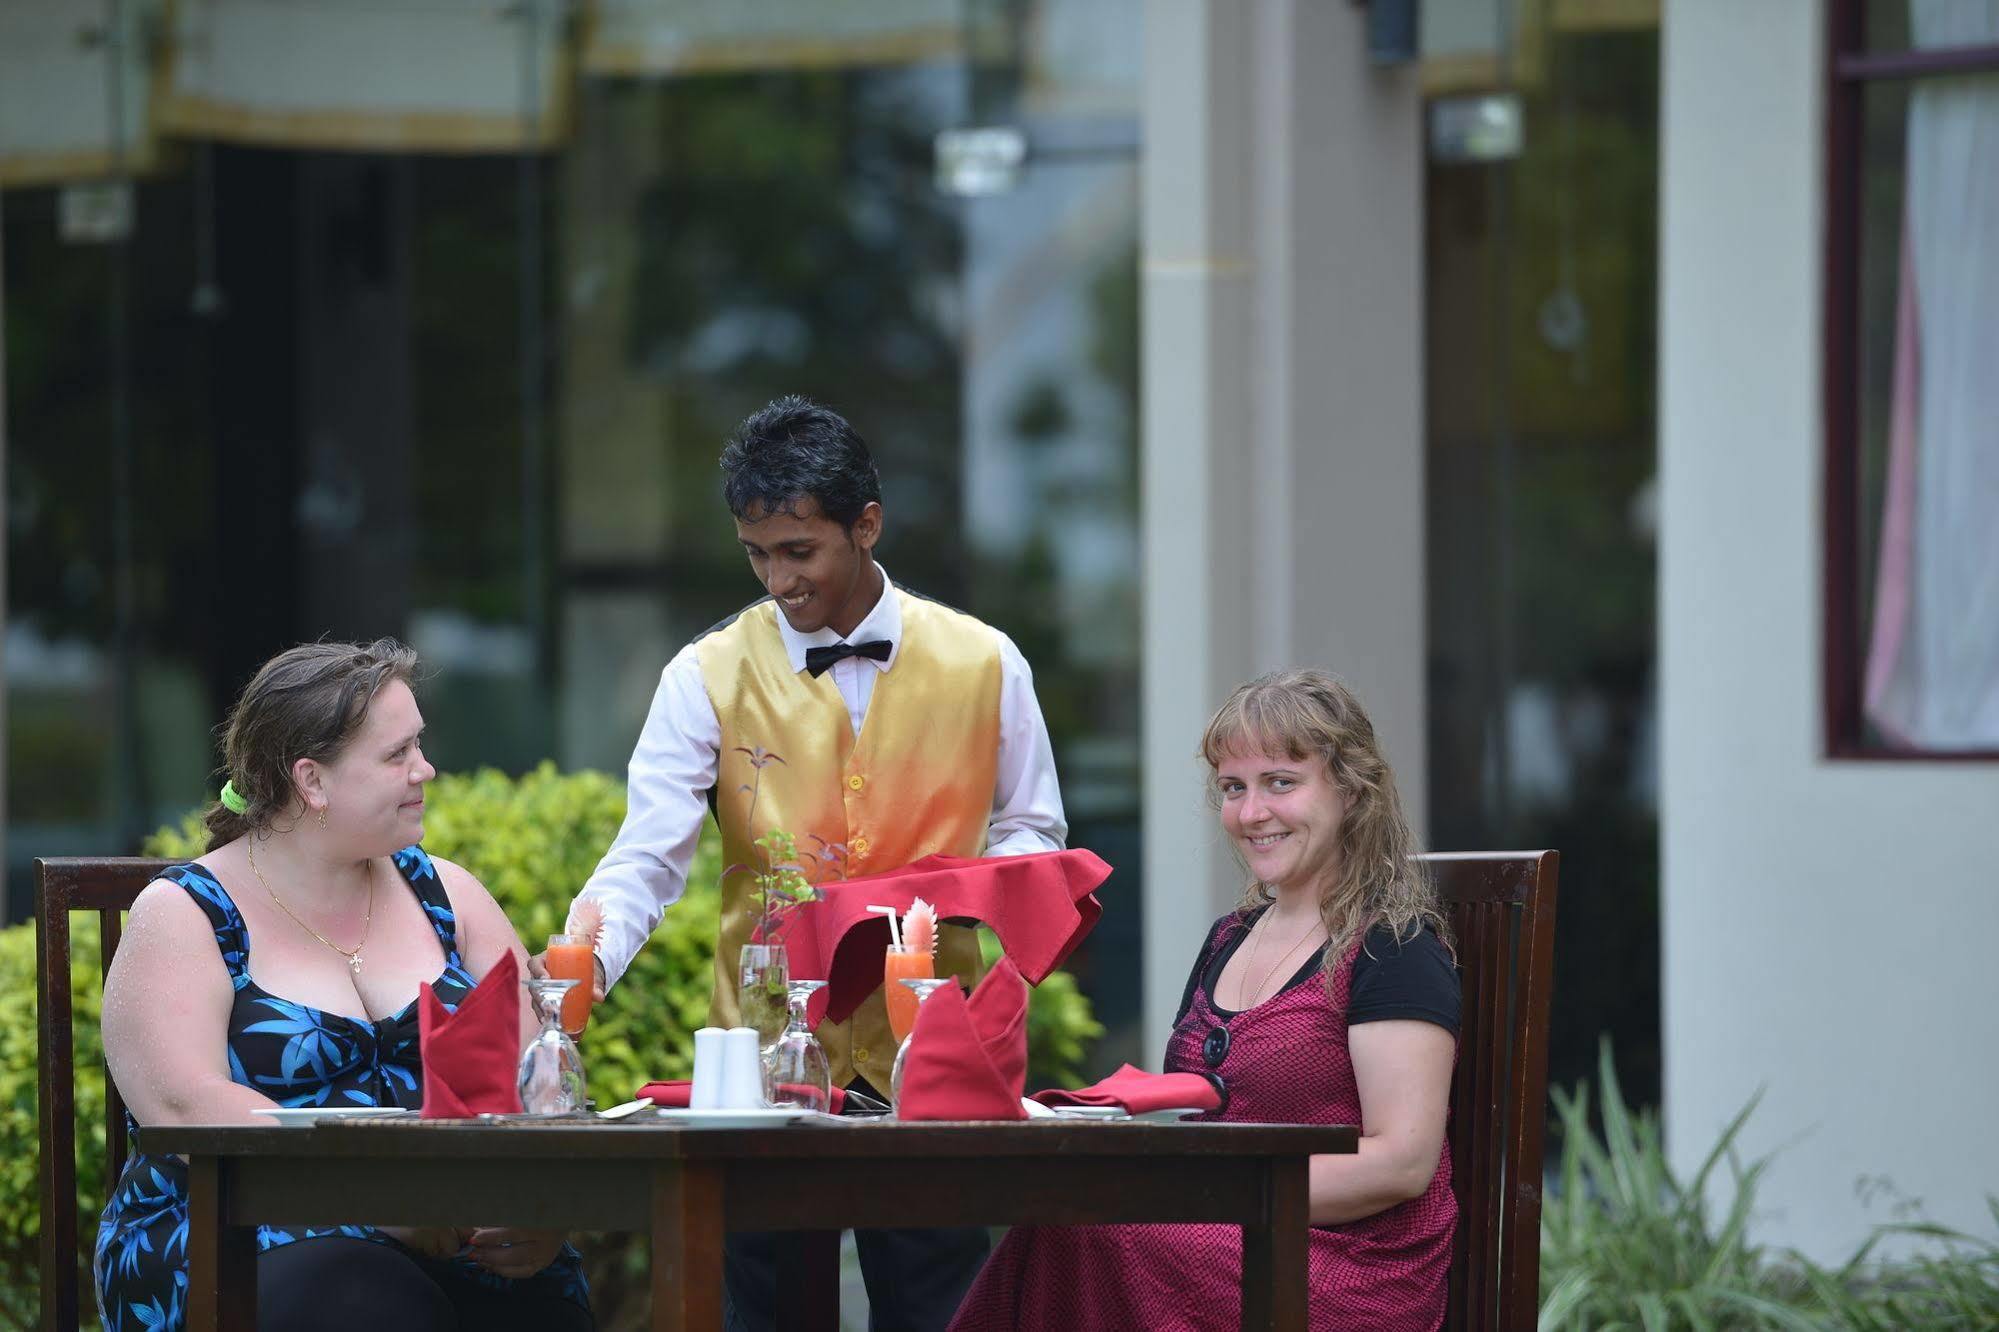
[{"x1": 1199, "y1": 668, "x2": 1449, "y2": 989}]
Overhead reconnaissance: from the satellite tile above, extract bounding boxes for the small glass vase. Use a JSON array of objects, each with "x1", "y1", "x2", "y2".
[
  {"x1": 737, "y1": 942, "x2": 791, "y2": 1044},
  {"x1": 519, "y1": 977, "x2": 587, "y2": 1115}
]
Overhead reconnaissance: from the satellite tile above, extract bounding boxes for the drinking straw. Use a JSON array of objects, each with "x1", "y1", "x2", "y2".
[{"x1": 867, "y1": 903, "x2": 904, "y2": 950}]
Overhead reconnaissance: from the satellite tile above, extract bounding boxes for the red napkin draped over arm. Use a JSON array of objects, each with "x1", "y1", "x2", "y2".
[
  {"x1": 1030, "y1": 1063, "x2": 1223, "y2": 1116},
  {"x1": 418, "y1": 950, "x2": 525, "y2": 1118},
  {"x1": 895, "y1": 955, "x2": 1029, "y2": 1121},
  {"x1": 780, "y1": 849, "x2": 1110, "y2": 1025}
]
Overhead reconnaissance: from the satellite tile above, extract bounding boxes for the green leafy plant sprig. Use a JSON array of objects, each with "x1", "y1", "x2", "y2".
[{"x1": 721, "y1": 744, "x2": 849, "y2": 945}]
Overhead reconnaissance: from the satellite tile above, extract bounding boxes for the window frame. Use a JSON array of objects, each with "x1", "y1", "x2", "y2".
[{"x1": 1822, "y1": 0, "x2": 1999, "y2": 759}]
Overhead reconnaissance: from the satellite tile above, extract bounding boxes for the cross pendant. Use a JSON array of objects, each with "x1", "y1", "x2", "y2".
[{"x1": 349, "y1": 954, "x2": 363, "y2": 976}]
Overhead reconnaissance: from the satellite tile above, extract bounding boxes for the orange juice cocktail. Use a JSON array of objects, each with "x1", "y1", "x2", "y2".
[
  {"x1": 545, "y1": 934, "x2": 597, "y2": 1035},
  {"x1": 883, "y1": 943, "x2": 934, "y2": 1043}
]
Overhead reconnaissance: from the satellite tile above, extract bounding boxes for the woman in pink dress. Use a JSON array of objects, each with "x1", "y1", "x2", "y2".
[{"x1": 952, "y1": 669, "x2": 1459, "y2": 1332}]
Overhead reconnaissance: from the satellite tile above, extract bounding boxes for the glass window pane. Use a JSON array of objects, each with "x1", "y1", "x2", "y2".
[
  {"x1": 555, "y1": 18, "x2": 1141, "y2": 1066},
  {"x1": 1425, "y1": 18, "x2": 1663, "y2": 1105},
  {"x1": 1867, "y1": 0, "x2": 1999, "y2": 54},
  {"x1": 4, "y1": 164, "x2": 218, "y2": 911},
  {"x1": 1854, "y1": 72, "x2": 1999, "y2": 750}
]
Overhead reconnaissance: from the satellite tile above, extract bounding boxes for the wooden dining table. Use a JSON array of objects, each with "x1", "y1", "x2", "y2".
[{"x1": 146, "y1": 1115, "x2": 1355, "y2": 1331}]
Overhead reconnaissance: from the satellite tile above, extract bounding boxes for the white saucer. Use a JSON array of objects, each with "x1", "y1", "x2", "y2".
[
  {"x1": 653, "y1": 1107, "x2": 824, "y2": 1127},
  {"x1": 254, "y1": 1106, "x2": 414, "y2": 1125},
  {"x1": 1044, "y1": 1104, "x2": 1207, "y2": 1123}
]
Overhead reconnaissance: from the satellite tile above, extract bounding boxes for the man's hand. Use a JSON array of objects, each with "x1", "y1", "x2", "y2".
[
  {"x1": 464, "y1": 1227, "x2": 566, "y2": 1279},
  {"x1": 526, "y1": 951, "x2": 607, "y2": 1003}
]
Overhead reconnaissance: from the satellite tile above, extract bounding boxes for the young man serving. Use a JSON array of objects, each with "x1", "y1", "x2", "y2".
[{"x1": 565, "y1": 395, "x2": 1068, "y2": 1331}]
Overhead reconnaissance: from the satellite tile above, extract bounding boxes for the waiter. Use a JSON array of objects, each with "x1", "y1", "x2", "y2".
[{"x1": 566, "y1": 395, "x2": 1068, "y2": 1330}]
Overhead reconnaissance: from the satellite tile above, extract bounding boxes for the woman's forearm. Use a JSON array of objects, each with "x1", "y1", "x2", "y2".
[
  {"x1": 137, "y1": 1073, "x2": 279, "y2": 1127},
  {"x1": 1305, "y1": 1137, "x2": 1442, "y2": 1225}
]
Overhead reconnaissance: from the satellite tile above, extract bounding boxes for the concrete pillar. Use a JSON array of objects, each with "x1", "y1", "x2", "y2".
[{"x1": 1140, "y1": 0, "x2": 1425, "y2": 1056}]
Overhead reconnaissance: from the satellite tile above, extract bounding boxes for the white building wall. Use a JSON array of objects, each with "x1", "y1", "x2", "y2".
[
  {"x1": 1140, "y1": 0, "x2": 1425, "y2": 1058},
  {"x1": 1660, "y1": 0, "x2": 1999, "y2": 1261}
]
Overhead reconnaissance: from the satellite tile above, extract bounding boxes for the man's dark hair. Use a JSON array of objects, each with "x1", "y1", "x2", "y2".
[{"x1": 719, "y1": 395, "x2": 883, "y2": 530}]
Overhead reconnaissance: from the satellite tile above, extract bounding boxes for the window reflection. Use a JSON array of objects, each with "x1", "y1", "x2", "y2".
[{"x1": 3, "y1": 0, "x2": 1144, "y2": 1070}]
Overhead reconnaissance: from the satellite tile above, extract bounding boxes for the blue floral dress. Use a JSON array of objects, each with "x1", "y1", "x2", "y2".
[{"x1": 93, "y1": 846, "x2": 589, "y2": 1331}]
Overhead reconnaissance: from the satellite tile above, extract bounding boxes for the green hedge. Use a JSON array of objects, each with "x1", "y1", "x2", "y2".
[
  {"x1": 0, "y1": 891, "x2": 110, "y2": 1323},
  {"x1": 5, "y1": 763, "x2": 1101, "y2": 1317}
]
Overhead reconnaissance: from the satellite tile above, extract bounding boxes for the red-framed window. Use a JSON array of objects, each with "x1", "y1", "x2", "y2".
[{"x1": 1824, "y1": 0, "x2": 1999, "y2": 758}]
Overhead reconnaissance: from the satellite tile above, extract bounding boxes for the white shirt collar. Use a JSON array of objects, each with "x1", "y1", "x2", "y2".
[{"x1": 776, "y1": 564, "x2": 902, "y2": 676}]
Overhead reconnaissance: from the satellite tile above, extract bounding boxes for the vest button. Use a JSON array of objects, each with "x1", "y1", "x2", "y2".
[
  {"x1": 854, "y1": 1047, "x2": 871, "y2": 1064},
  {"x1": 847, "y1": 774, "x2": 865, "y2": 791},
  {"x1": 851, "y1": 837, "x2": 870, "y2": 855}
]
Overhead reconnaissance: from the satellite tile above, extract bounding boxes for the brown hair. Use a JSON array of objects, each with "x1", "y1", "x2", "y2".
[
  {"x1": 1198, "y1": 668, "x2": 1449, "y2": 988},
  {"x1": 203, "y1": 639, "x2": 420, "y2": 851}
]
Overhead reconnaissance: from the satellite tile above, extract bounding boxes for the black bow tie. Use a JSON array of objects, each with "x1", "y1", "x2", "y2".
[{"x1": 804, "y1": 639, "x2": 893, "y2": 678}]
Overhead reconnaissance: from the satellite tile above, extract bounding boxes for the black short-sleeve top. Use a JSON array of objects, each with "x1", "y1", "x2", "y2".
[{"x1": 1192, "y1": 908, "x2": 1460, "y2": 1034}]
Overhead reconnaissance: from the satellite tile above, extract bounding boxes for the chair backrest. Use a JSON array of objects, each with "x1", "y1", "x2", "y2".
[
  {"x1": 36, "y1": 856, "x2": 171, "y2": 1332},
  {"x1": 1419, "y1": 850, "x2": 1559, "y2": 1332}
]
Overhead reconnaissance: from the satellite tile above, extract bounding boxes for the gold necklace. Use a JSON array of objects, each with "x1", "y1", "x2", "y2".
[
  {"x1": 247, "y1": 838, "x2": 375, "y2": 976},
  {"x1": 1240, "y1": 909, "x2": 1325, "y2": 1008}
]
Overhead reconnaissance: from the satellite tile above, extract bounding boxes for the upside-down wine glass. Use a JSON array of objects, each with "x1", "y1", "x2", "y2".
[
  {"x1": 764, "y1": 979, "x2": 832, "y2": 1112},
  {"x1": 519, "y1": 977, "x2": 587, "y2": 1115}
]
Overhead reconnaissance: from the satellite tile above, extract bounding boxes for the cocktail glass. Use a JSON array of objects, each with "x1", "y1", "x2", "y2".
[
  {"x1": 544, "y1": 933, "x2": 596, "y2": 1036},
  {"x1": 888, "y1": 976, "x2": 956, "y2": 1112},
  {"x1": 882, "y1": 943, "x2": 934, "y2": 1045}
]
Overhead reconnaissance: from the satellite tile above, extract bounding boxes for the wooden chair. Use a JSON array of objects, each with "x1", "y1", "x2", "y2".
[
  {"x1": 35, "y1": 856, "x2": 171, "y2": 1332},
  {"x1": 1419, "y1": 850, "x2": 1560, "y2": 1332}
]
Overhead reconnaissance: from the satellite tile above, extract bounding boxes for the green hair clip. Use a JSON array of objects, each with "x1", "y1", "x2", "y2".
[{"x1": 219, "y1": 779, "x2": 248, "y2": 815}]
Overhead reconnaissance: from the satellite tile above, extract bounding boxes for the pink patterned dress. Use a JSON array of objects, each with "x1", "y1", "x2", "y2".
[{"x1": 950, "y1": 912, "x2": 1457, "y2": 1332}]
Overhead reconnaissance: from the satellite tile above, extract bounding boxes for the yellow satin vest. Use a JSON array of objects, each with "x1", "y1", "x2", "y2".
[{"x1": 694, "y1": 589, "x2": 1002, "y2": 1092}]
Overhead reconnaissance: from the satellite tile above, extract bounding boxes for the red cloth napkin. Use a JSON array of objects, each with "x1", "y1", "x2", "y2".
[
  {"x1": 418, "y1": 950, "x2": 525, "y2": 1118},
  {"x1": 781, "y1": 849, "x2": 1111, "y2": 1025},
  {"x1": 1031, "y1": 1063, "x2": 1223, "y2": 1115},
  {"x1": 895, "y1": 956, "x2": 1029, "y2": 1121},
  {"x1": 635, "y1": 1080, "x2": 849, "y2": 1114}
]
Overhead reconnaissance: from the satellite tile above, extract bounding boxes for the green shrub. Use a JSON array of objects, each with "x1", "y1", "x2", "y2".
[
  {"x1": 1792, "y1": 1204, "x2": 1999, "y2": 1329},
  {"x1": 10, "y1": 765, "x2": 1100, "y2": 1315},
  {"x1": 1539, "y1": 1042, "x2": 1827, "y2": 1330},
  {"x1": 0, "y1": 898, "x2": 109, "y2": 1323},
  {"x1": 1540, "y1": 1041, "x2": 1999, "y2": 1331},
  {"x1": 981, "y1": 928, "x2": 1104, "y2": 1091},
  {"x1": 149, "y1": 764, "x2": 1102, "y2": 1096}
]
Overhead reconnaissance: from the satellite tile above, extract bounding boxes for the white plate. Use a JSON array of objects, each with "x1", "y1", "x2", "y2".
[
  {"x1": 1131, "y1": 1106, "x2": 1208, "y2": 1123},
  {"x1": 652, "y1": 1107, "x2": 823, "y2": 1127},
  {"x1": 253, "y1": 1106, "x2": 415, "y2": 1125},
  {"x1": 1045, "y1": 1104, "x2": 1208, "y2": 1124}
]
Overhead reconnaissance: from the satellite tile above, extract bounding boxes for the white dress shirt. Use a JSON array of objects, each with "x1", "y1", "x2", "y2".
[{"x1": 578, "y1": 567, "x2": 1069, "y2": 990}]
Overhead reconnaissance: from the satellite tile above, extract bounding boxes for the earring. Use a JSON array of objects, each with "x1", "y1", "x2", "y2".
[{"x1": 317, "y1": 806, "x2": 328, "y2": 831}]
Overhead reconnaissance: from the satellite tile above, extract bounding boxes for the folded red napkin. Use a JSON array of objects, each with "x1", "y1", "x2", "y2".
[
  {"x1": 781, "y1": 850, "x2": 1111, "y2": 1025},
  {"x1": 1031, "y1": 1063, "x2": 1223, "y2": 1116},
  {"x1": 635, "y1": 1080, "x2": 849, "y2": 1114},
  {"x1": 895, "y1": 955, "x2": 1029, "y2": 1121},
  {"x1": 418, "y1": 950, "x2": 525, "y2": 1118}
]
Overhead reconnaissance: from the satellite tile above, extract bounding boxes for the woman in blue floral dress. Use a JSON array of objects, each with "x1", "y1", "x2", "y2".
[{"x1": 95, "y1": 641, "x2": 591, "y2": 1331}]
